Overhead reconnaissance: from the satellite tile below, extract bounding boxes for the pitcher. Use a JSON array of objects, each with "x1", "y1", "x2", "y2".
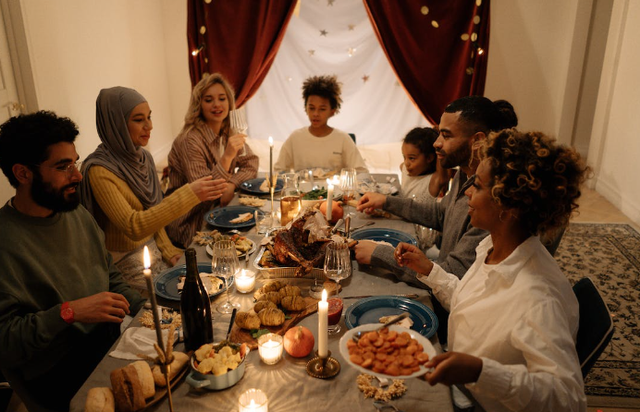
[{"x1": 279, "y1": 173, "x2": 302, "y2": 226}]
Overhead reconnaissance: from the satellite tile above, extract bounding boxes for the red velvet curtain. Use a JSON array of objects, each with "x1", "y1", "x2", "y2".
[
  {"x1": 363, "y1": 0, "x2": 491, "y2": 124},
  {"x1": 187, "y1": 0, "x2": 298, "y2": 107}
]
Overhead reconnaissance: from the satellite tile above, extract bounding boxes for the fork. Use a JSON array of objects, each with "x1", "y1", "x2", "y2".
[{"x1": 229, "y1": 107, "x2": 248, "y2": 156}]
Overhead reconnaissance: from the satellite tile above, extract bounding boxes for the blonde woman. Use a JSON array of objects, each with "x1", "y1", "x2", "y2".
[{"x1": 167, "y1": 73, "x2": 259, "y2": 248}]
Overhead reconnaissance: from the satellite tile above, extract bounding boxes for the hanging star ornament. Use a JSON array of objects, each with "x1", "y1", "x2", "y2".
[
  {"x1": 328, "y1": 0, "x2": 335, "y2": 5},
  {"x1": 348, "y1": 24, "x2": 355, "y2": 31},
  {"x1": 362, "y1": 75, "x2": 370, "y2": 83},
  {"x1": 348, "y1": 47, "x2": 357, "y2": 57},
  {"x1": 320, "y1": 29, "x2": 328, "y2": 36},
  {"x1": 308, "y1": 50, "x2": 316, "y2": 56}
]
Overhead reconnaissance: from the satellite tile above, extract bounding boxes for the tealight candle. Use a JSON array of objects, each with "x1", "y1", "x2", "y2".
[
  {"x1": 318, "y1": 289, "x2": 328, "y2": 358},
  {"x1": 257, "y1": 333, "x2": 283, "y2": 365},
  {"x1": 235, "y1": 269, "x2": 256, "y2": 293},
  {"x1": 238, "y1": 388, "x2": 268, "y2": 412}
]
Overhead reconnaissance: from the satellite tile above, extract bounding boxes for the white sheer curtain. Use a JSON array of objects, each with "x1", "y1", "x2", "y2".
[{"x1": 245, "y1": 0, "x2": 431, "y2": 174}]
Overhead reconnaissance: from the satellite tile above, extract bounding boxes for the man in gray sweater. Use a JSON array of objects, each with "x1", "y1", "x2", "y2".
[{"x1": 356, "y1": 96, "x2": 517, "y2": 340}]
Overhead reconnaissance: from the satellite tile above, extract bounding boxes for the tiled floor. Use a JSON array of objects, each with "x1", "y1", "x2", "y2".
[{"x1": 5, "y1": 189, "x2": 639, "y2": 412}]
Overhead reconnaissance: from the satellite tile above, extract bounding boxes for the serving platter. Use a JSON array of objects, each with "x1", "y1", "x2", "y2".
[
  {"x1": 339, "y1": 324, "x2": 436, "y2": 379},
  {"x1": 205, "y1": 238, "x2": 256, "y2": 259},
  {"x1": 344, "y1": 296, "x2": 438, "y2": 338},
  {"x1": 154, "y1": 262, "x2": 235, "y2": 301},
  {"x1": 252, "y1": 246, "x2": 323, "y2": 278},
  {"x1": 240, "y1": 177, "x2": 284, "y2": 195},
  {"x1": 205, "y1": 205, "x2": 264, "y2": 229},
  {"x1": 350, "y1": 228, "x2": 417, "y2": 248}
]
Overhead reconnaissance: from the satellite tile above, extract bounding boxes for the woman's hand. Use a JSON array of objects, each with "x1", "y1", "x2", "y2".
[
  {"x1": 190, "y1": 176, "x2": 227, "y2": 202},
  {"x1": 224, "y1": 133, "x2": 247, "y2": 158},
  {"x1": 219, "y1": 182, "x2": 236, "y2": 206},
  {"x1": 357, "y1": 192, "x2": 386, "y2": 213},
  {"x1": 394, "y1": 242, "x2": 434, "y2": 275},
  {"x1": 424, "y1": 351, "x2": 483, "y2": 386},
  {"x1": 69, "y1": 292, "x2": 131, "y2": 324}
]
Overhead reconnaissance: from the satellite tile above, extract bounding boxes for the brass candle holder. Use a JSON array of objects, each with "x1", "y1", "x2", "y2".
[{"x1": 306, "y1": 350, "x2": 340, "y2": 379}]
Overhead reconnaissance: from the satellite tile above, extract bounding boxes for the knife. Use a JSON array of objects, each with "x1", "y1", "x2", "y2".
[
  {"x1": 340, "y1": 293, "x2": 420, "y2": 300},
  {"x1": 226, "y1": 308, "x2": 237, "y2": 340}
]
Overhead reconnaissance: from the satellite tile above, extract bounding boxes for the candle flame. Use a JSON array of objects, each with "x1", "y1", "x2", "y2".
[
  {"x1": 321, "y1": 289, "x2": 327, "y2": 302},
  {"x1": 268, "y1": 136, "x2": 273, "y2": 146},
  {"x1": 143, "y1": 246, "x2": 150, "y2": 269}
]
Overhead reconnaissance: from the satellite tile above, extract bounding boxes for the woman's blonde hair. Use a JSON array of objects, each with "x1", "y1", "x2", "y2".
[{"x1": 181, "y1": 73, "x2": 236, "y2": 136}]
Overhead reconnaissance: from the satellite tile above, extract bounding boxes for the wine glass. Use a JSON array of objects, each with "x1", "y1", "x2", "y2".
[
  {"x1": 212, "y1": 239, "x2": 241, "y2": 313},
  {"x1": 339, "y1": 168, "x2": 358, "y2": 217},
  {"x1": 229, "y1": 106, "x2": 248, "y2": 156},
  {"x1": 324, "y1": 241, "x2": 351, "y2": 334}
]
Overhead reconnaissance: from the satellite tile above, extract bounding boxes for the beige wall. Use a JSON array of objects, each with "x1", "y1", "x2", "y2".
[{"x1": 587, "y1": 0, "x2": 640, "y2": 225}]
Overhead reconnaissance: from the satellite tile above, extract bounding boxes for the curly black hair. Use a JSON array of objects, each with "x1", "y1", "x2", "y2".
[
  {"x1": 482, "y1": 129, "x2": 589, "y2": 237},
  {"x1": 302, "y1": 75, "x2": 343, "y2": 113},
  {"x1": 0, "y1": 111, "x2": 79, "y2": 188},
  {"x1": 445, "y1": 96, "x2": 517, "y2": 136}
]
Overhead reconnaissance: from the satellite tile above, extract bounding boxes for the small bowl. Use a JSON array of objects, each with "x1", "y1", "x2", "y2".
[{"x1": 185, "y1": 343, "x2": 249, "y2": 390}]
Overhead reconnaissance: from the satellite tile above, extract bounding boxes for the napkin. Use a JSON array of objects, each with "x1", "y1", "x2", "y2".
[{"x1": 109, "y1": 327, "x2": 178, "y2": 360}]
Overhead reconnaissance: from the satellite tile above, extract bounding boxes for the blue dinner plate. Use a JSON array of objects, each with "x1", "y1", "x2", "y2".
[
  {"x1": 344, "y1": 296, "x2": 438, "y2": 339},
  {"x1": 205, "y1": 205, "x2": 264, "y2": 229},
  {"x1": 240, "y1": 178, "x2": 284, "y2": 195},
  {"x1": 350, "y1": 228, "x2": 417, "y2": 247},
  {"x1": 154, "y1": 262, "x2": 234, "y2": 301}
]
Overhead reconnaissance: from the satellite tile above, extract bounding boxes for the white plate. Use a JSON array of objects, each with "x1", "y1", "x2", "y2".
[
  {"x1": 339, "y1": 324, "x2": 436, "y2": 379},
  {"x1": 205, "y1": 238, "x2": 256, "y2": 259}
]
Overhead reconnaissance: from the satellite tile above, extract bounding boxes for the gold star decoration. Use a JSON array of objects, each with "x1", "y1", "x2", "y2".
[
  {"x1": 348, "y1": 24, "x2": 355, "y2": 31},
  {"x1": 320, "y1": 29, "x2": 328, "y2": 36},
  {"x1": 328, "y1": 0, "x2": 335, "y2": 5},
  {"x1": 362, "y1": 75, "x2": 370, "y2": 83},
  {"x1": 308, "y1": 50, "x2": 315, "y2": 56},
  {"x1": 348, "y1": 47, "x2": 357, "y2": 57}
]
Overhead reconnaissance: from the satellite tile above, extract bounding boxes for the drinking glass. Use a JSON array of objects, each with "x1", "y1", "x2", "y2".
[
  {"x1": 324, "y1": 242, "x2": 351, "y2": 334},
  {"x1": 212, "y1": 239, "x2": 241, "y2": 313},
  {"x1": 339, "y1": 168, "x2": 358, "y2": 217},
  {"x1": 229, "y1": 106, "x2": 248, "y2": 156}
]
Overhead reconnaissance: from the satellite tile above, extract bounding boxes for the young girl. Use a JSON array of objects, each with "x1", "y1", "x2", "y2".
[
  {"x1": 275, "y1": 75, "x2": 367, "y2": 173},
  {"x1": 166, "y1": 73, "x2": 259, "y2": 248},
  {"x1": 399, "y1": 127, "x2": 438, "y2": 199}
]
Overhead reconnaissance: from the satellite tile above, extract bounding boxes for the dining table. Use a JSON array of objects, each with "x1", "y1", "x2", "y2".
[{"x1": 69, "y1": 174, "x2": 454, "y2": 412}]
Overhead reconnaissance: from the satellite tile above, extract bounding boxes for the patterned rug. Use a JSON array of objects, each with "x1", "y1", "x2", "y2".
[{"x1": 555, "y1": 223, "x2": 640, "y2": 408}]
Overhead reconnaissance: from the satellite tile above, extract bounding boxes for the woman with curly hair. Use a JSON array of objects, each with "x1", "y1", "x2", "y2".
[
  {"x1": 275, "y1": 74, "x2": 367, "y2": 172},
  {"x1": 166, "y1": 73, "x2": 259, "y2": 248},
  {"x1": 394, "y1": 129, "x2": 589, "y2": 412}
]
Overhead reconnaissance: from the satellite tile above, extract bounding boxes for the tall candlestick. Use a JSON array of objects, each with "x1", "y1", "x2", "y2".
[
  {"x1": 326, "y1": 181, "x2": 333, "y2": 222},
  {"x1": 268, "y1": 136, "x2": 274, "y2": 188},
  {"x1": 143, "y1": 246, "x2": 164, "y2": 351},
  {"x1": 318, "y1": 289, "x2": 328, "y2": 358}
]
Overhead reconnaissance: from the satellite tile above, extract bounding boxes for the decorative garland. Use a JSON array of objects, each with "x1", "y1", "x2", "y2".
[{"x1": 356, "y1": 373, "x2": 407, "y2": 402}]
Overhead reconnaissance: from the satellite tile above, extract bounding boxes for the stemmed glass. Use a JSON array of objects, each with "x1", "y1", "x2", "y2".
[
  {"x1": 339, "y1": 168, "x2": 358, "y2": 217},
  {"x1": 212, "y1": 239, "x2": 241, "y2": 313},
  {"x1": 324, "y1": 241, "x2": 351, "y2": 334},
  {"x1": 229, "y1": 106, "x2": 248, "y2": 156}
]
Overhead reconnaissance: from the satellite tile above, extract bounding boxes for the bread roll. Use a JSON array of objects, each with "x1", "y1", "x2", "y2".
[
  {"x1": 130, "y1": 361, "x2": 155, "y2": 399},
  {"x1": 281, "y1": 295, "x2": 306, "y2": 311},
  {"x1": 235, "y1": 311, "x2": 261, "y2": 330},
  {"x1": 257, "y1": 307, "x2": 285, "y2": 326},
  {"x1": 152, "y1": 351, "x2": 189, "y2": 387},
  {"x1": 110, "y1": 366, "x2": 146, "y2": 412},
  {"x1": 84, "y1": 387, "x2": 114, "y2": 412}
]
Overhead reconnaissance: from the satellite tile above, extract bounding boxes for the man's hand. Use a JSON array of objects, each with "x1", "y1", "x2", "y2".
[
  {"x1": 424, "y1": 351, "x2": 483, "y2": 386},
  {"x1": 69, "y1": 292, "x2": 131, "y2": 324},
  {"x1": 219, "y1": 182, "x2": 236, "y2": 206},
  {"x1": 357, "y1": 192, "x2": 387, "y2": 214},
  {"x1": 354, "y1": 240, "x2": 378, "y2": 265},
  {"x1": 189, "y1": 176, "x2": 227, "y2": 202},
  {"x1": 394, "y1": 242, "x2": 434, "y2": 275}
]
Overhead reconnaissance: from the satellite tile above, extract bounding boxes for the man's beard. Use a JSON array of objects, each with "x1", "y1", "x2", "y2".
[
  {"x1": 31, "y1": 172, "x2": 80, "y2": 212},
  {"x1": 437, "y1": 142, "x2": 472, "y2": 170}
]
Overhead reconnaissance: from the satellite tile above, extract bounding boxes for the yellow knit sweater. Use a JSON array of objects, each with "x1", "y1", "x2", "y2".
[{"x1": 87, "y1": 166, "x2": 200, "y2": 263}]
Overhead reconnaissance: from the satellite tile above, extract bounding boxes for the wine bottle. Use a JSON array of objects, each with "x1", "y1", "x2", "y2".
[{"x1": 180, "y1": 248, "x2": 213, "y2": 351}]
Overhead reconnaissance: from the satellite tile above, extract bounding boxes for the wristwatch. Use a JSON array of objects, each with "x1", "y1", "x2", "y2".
[{"x1": 60, "y1": 301, "x2": 75, "y2": 324}]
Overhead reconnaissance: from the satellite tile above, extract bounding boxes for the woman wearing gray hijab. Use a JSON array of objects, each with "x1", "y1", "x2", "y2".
[{"x1": 80, "y1": 87, "x2": 226, "y2": 294}]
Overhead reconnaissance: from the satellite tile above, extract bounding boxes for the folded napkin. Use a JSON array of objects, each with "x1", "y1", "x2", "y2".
[{"x1": 109, "y1": 327, "x2": 177, "y2": 360}]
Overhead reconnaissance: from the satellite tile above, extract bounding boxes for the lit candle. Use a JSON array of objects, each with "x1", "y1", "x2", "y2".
[
  {"x1": 235, "y1": 269, "x2": 256, "y2": 293},
  {"x1": 318, "y1": 289, "x2": 328, "y2": 358},
  {"x1": 143, "y1": 246, "x2": 164, "y2": 350},
  {"x1": 268, "y1": 136, "x2": 274, "y2": 188},
  {"x1": 257, "y1": 333, "x2": 283, "y2": 365},
  {"x1": 326, "y1": 180, "x2": 333, "y2": 222},
  {"x1": 238, "y1": 388, "x2": 268, "y2": 412}
]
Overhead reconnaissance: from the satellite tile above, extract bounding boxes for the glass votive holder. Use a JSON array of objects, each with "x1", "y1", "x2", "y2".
[
  {"x1": 235, "y1": 269, "x2": 256, "y2": 293},
  {"x1": 238, "y1": 388, "x2": 268, "y2": 412},
  {"x1": 257, "y1": 333, "x2": 283, "y2": 365}
]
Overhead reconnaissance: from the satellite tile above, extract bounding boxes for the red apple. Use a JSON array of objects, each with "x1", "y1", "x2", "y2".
[{"x1": 319, "y1": 200, "x2": 343, "y2": 223}]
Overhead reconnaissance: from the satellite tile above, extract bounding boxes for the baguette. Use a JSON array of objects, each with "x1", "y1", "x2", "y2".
[
  {"x1": 152, "y1": 351, "x2": 189, "y2": 387},
  {"x1": 110, "y1": 366, "x2": 146, "y2": 412},
  {"x1": 84, "y1": 387, "x2": 114, "y2": 412}
]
